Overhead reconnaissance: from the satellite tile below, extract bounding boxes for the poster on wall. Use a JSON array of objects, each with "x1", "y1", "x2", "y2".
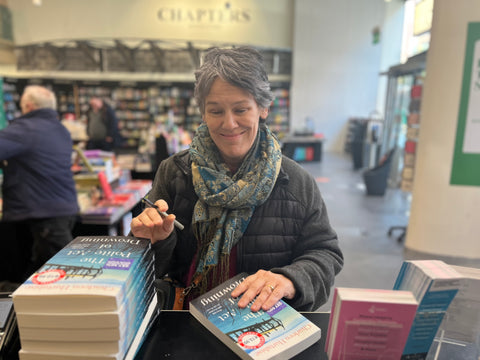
[{"x1": 450, "y1": 22, "x2": 480, "y2": 186}]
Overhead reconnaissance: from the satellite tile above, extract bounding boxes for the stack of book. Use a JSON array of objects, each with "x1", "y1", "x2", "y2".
[
  {"x1": 12, "y1": 236, "x2": 157, "y2": 360},
  {"x1": 393, "y1": 260, "x2": 463, "y2": 359},
  {"x1": 80, "y1": 180, "x2": 152, "y2": 225},
  {"x1": 113, "y1": 180, "x2": 152, "y2": 202},
  {"x1": 325, "y1": 287, "x2": 418, "y2": 360}
]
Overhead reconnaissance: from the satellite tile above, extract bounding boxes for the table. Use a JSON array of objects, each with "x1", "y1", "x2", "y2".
[
  {"x1": 282, "y1": 136, "x2": 324, "y2": 162},
  {"x1": 134, "y1": 310, "x2": 329, "y2": 359},
  {"x1": 73, "y1": 179, "x2": 151, "y2": 237}
]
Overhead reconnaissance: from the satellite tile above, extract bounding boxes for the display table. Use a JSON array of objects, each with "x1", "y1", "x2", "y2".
[
  {"x1": 134, "y1": 310, "x2": 329, "y2": 360},
  {"x1": 73, "y1": 180, "x2": 151, "y2": 237},
  {"x1": 282, "y1": 136, "x2": 324, "y2": 162}
]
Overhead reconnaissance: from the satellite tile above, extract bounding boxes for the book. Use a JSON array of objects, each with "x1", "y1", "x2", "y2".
[
  {"x1": 189, "y1": 273, "x2": 321, "y2": 360},
  {"x1": 15, "y1": 258, "x2": 155, "y2": 346},
  {"x1": 16, "y1": 308, "x2": 128, "y2": 329},
  {"x1": 325, "y1": 287, "x2": 418, "y2": 360},
  {"x1": 12, "y1": 236, "x2": 152, "y2": 313},
  {"x1": 393, "y1": 260, "x2": 463, "y2": 359},
  {"x1": 436, "y1": 265, "x2": 480, "y2": 345},
  {"x1": 17, "y1": 294, "x2": 159, "y2": 359}
]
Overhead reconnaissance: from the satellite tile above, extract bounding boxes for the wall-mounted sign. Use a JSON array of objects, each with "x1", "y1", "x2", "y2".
[
  {"x1": 157, "y1": 3, "x2": 251, "y2": 25},
  {"x1": 451, "y1": 22, "x2": 480, "y2": 186}
]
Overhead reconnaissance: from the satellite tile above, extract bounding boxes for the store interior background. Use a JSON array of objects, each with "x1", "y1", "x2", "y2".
[{"x1": 1, "y1": 0, "x2": 479, "y2": 302}]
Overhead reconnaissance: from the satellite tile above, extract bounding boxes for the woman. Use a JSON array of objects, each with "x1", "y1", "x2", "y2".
[{"x1": 131, "y1": 46, "x2": 343, "y2": 312}]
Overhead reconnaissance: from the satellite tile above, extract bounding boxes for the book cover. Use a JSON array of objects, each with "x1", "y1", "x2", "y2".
[
  {"x1": 12, "y1": 236, "x2": 152, "y2": 314},
  {"x1": 189, "y1": 273, "x2": 321, "y2": 360},
  {"x1": 325, "y1": 287, "x2": 418, "y2": 360},
  {"x1": 15, "y1": 257, "x2": 155, "y2": 346},
  {"x1": 393, "y1": 260, "x2": 463, "y2": 359}
]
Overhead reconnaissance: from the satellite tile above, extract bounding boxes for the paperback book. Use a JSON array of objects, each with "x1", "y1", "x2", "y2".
[
  {"x1": 17, "y1": 293, "x2": 159, "y2": 360},
  {"x1": 19, "y1": 296, "x2": 159, "y2": 360},
  {"x1": 12, "y1": 236, "x2": 152, "y2": 313},
  {"x1": 393, "y1": 260, "x2": 463, "y2": 359},
  {"x1": 189, "y1": 273, "x2": 321, "y2": 360},
  {"x1": 325, "y1": 287, "x2": 418, "y2": 360}
]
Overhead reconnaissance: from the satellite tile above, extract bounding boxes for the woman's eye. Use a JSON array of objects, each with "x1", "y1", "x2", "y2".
[
  {"x1": 234, "y1": 108, "x2": 247, "y2": 114},
  {"x1": 209, "y1": 109, "x2": 223, "y2": 115}
]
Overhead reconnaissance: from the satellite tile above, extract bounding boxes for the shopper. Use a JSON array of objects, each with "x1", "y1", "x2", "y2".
[
  {"x1": 0, "y1": 85, "x2": 79, "y2": 285},
  {"x1": 86, "y1": 96, "x2": 119, "y2": 151},
  {"x1": 131, "y1": 46, "x2": 343, "y2": 312}
]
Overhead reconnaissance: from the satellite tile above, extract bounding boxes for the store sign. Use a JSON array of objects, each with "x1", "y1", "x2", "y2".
[
  {"x1": 451, "y1": 22, "x2": 480, "y2": 186},
  {"x1": 157, "y1": 5, "x2": 251, "y2": 25}
]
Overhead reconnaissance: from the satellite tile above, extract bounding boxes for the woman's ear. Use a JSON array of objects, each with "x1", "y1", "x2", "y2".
[{"x1": 260, "y1": 108, "x2": 269, "y2": 120}]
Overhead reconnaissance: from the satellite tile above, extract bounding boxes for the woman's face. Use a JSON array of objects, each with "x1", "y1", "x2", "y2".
[{"x1": 203, "y1": 78, "x2": 268, "y2": 171}]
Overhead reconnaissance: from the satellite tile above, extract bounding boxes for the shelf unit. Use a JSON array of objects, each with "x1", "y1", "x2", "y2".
[
  {"x1": 267, "y1": 86, "x2": 290, "y2": 140},
  {"x1": 1, "y1": 78, "x2": 21, "y2": 124},
  {"x1": 0, "y1": 78, "x2": 290, "y2": 150},
  {"x1": 401, "y1": 83, "x2": 422, "y2": 192}
]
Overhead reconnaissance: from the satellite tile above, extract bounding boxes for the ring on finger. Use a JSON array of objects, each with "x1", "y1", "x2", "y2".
[{"x1": 268, "y1": 284, "x2": 275, "y2": 292}]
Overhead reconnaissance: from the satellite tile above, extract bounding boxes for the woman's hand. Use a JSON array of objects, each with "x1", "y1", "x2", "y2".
[
  {"x1": 130, "y1": 199, "x2": 176, "y2": 244},
  {"x1": 231, "y1": 270, "x2": 296, "y2": 312}
]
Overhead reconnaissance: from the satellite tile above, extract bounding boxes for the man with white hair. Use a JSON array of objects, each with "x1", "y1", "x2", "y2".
[{"x1": 0, "y1": 85, "x2": 79, "y2": 286}]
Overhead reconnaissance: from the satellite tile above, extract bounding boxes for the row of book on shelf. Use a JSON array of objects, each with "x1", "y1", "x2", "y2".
[{"x1": 7, "y1": 233, "x2": 480, "y2": 360}]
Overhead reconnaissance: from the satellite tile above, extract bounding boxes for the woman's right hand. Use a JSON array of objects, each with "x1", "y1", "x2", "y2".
[{"x1": 130, "y1": 199, "x2": 176, "y2": 244}]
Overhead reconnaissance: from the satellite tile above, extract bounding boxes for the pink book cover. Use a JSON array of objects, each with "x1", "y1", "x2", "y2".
[{"x1": 326, "y1": 288, "x2": 418, "y2": 360}]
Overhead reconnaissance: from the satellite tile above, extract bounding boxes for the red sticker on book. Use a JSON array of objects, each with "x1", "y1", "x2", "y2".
[
  {"x1": 32, "y1": 269, "x2": 67, "y2": 285},
  {"x1": 237, "y1": 331, "x2": 265, "y2": 349}
]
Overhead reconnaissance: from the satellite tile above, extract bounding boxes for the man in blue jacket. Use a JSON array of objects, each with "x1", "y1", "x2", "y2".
[{"x1": 0, "y1": 85, "x2": 79, "y2": 285}]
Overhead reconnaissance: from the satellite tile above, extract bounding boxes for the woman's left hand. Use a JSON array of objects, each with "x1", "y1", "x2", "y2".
[{"x1": 230, "y1": 270, "x2": 296, "y2": 312}]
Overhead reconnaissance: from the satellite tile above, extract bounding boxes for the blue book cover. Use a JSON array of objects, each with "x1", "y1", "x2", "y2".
[
  {"x1": 12, "y1": 236, "x2": 153, "y2": 314},
  {"x1": 189, "y1": 273, "x2": 321, "y2": 360},
  {"x1": 393, "y1": 260, "x2": 462, "y2": 359}
]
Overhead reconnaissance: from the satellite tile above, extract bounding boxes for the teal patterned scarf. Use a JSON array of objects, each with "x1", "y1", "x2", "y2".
[{"x1": 189, "y1": 123, "x2": 282, "y2": 287}]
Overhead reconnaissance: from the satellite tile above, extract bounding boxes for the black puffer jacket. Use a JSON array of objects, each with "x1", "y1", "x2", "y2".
[{"x1": 147, "y1": 149, "x2": 343, "y2": 311}]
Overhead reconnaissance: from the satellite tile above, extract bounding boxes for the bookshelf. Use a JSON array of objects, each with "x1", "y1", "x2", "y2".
[
  {"x1": 1, "y1": 78, "x2": 21, "y2": 123},
  {"x1": 1, "y1": 78, "x2": 291, "y2": 151},
  {"x1": 400, "y1": 83, "x2": 422, "y2": 192},
  {"x1": 267, "y1": 86, "x2": 290, "y2": 140}
]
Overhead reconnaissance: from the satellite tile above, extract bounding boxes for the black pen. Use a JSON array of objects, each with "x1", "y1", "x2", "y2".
[{"x1": 141, "y1": 197, "x2": 184, "y2": 231}]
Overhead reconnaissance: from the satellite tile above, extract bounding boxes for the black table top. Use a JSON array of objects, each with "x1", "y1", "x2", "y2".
[{"x1": 134, "y1": 310, "x2": 330, "y2": 359}]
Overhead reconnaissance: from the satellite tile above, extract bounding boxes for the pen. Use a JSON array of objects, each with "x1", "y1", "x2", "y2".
[{"x1": 141, "y1": 197, "x2": 185, "y2": 231}]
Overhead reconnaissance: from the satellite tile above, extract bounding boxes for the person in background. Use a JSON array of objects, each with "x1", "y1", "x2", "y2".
[
  {"x1": 0, "y1": 85, "x2": 79, "y2": 287},
  {"x1": 130, "y1": 46, "x2": 343, "y2": 312},
  {"x1": 86, "y1": 96, "x2": 119, "y2": 151}
]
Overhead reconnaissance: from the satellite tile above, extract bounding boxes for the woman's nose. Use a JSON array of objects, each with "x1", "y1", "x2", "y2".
[{"x1": 222, "y1": 111, "x2": 237, "y2": 128}]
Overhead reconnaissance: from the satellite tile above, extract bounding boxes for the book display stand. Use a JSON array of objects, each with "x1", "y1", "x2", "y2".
[{"x1": 428, "y1": 328, "x2": 479, "y2": 360}]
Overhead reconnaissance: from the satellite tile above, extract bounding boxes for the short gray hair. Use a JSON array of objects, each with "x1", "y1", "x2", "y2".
[
  {"x1": 194, "y1": 46, "x2": 275, "y2": 114},
  {"x1": 22, "y1": 85, "x2": 57, "y2": 110}
]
